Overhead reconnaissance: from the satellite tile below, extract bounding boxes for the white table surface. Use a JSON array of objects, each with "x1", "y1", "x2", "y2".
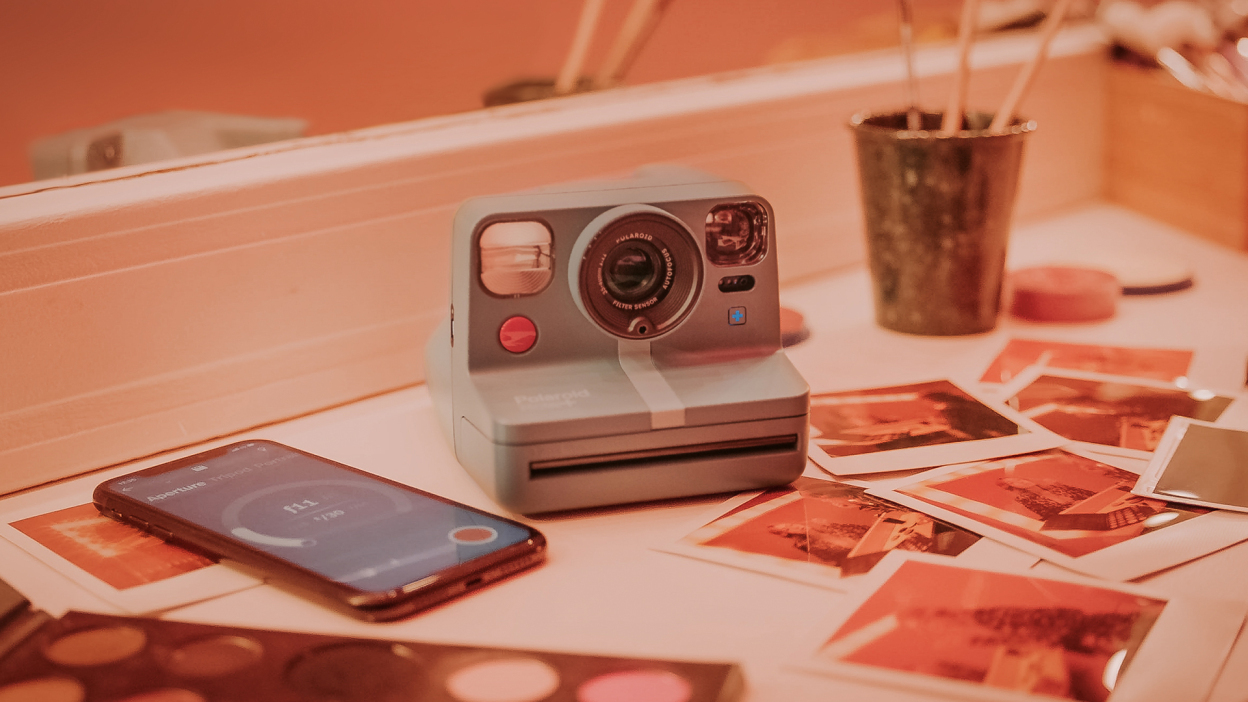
[{"x1": 3, "y1": 203, "x2": 1247, "y2": 702}]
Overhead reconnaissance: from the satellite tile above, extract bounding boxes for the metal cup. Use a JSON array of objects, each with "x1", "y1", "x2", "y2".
[{"x1": 850, "y1": 111, "x2": 1034, "y2": 335}]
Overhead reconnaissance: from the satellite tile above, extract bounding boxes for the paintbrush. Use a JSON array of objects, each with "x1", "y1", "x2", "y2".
[
  {"x1": 943, "y1": 0, "x2": 982, "y2": 133},
  {"x1": 989, "y1": 0, "x2": 1077, "y2": 132},
  {"x1": 555, "y1": 0, "x2": 608, "y2": 95},
  {"x1": 898, "y1": 0, "x2": 922, "y2": 130},
  {"x1": 594, "y1": 0, "x2": 675, "y2": 88}
]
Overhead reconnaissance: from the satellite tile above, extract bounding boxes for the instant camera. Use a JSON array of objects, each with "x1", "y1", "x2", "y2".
[{"x1": 426, "y1": 167, "x2": 809, "y2": 514}]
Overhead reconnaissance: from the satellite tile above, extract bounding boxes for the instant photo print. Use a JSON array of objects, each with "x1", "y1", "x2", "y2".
[
  {"x1": 873, "y1": 447, "x2": 1248, "y2": 581},
  {"x1": 658, "y1": 477, "x2": 1033, "y2": 591},
  {"x1": 1134, "y1": 418, "x2": 1248, "y2": 513},
  {"x1": 999, "y1": 367, "x2": 1237, "y2": 458},
  {"x1": 426, "y1": 168, "x2": 809, "y2": 513},
  {"x1": 797, "y1": 552, "x2": 1248, "y2": 702},
  {"x1": 0, "y1": 470, "x2": 261, "y2": 614},
  {"x1": 806, "y1": 379, "x2": 1063, "y2": 476}
]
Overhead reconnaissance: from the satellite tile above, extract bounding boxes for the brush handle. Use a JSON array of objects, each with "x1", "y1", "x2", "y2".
[
  {"x1": 556, "y1": 0, "x2": 608, "y2": 95},
  {"x1": 595, "y1": 0, "x2": 673, "y2": 87},
  {"x1": 943, "y1": 0, "x2": 982, "y2": 133},
  {"x1": 897, "y1": 0, "x2": 921, "y2": 130},
  {"x1": 989, "y1": 0, "x2": 1075, "y2": 132}
]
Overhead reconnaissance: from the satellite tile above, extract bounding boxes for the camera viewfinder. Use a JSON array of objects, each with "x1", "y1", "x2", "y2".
[
  {"x1": 479, "y1": 221, "x2": 553, "y2": 297},
  {"x1": 705, "y1": 203, "x2": 767, "y2": 267}
]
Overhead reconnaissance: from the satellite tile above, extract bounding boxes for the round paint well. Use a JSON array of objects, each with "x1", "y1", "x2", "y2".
[
  {"x1": 0, "y1": 676, "x2": 85, "y2": 702},
  {"x1": 163, "y1": 635, "x2": 264, "y2": 677},
  {"x1": 115, "y1": 689, "x2": 206, "y2": 702},
  {"x1": 445, "y1": 656, "x2": 560, "y2": 702},
  {"x1": 44, "y1": 625, "x2": 147, "y2": 666},
  {"x1": 576, "y1": 669, "x2": 693, "y2": 702},
  {"x1": 285, "y1": 642, "x2": 424, "y2": 702}
]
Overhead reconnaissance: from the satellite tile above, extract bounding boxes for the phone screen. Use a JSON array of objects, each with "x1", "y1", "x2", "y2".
[{"x1": 98, "y1": 441, "x2": 537, "y2": 596}]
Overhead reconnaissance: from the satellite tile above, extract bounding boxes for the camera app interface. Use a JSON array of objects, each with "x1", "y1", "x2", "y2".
[{"x1": 105, "y1": 443, "x2": 533, "y2": 593}]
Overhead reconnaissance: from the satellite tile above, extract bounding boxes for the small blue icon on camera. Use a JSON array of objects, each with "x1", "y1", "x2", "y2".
[{"x1": 728, "y1": 307, "x2": 746, "y2": 325}]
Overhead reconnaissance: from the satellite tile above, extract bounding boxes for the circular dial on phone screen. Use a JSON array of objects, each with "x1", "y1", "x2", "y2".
[{"x1": 220, "y1": 480, "x2": 413, "y2": 548}]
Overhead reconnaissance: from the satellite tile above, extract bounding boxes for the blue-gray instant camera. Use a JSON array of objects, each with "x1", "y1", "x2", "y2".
[{"x1": 426, "y1": 167, "x2": 809, "y2": 513}]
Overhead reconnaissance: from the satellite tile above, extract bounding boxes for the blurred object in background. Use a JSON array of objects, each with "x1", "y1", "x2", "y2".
[
  {"x1": 764, "y1": 0, "x2": 1096, "y2": 65},
  {"x1": 1102, "y1": 0, "x2": 1248, "y2": 251},
  {"x1": 1099, "y1": 0, "x2": 1248, "y2": 101},
  {"x1": 1100, "y1": 0, "x2": 1218, "y2": 58},
  {"x1": 484, "y1": 0, "x2": 673, "y2": 106},
  {"x1": 763, "y1": 6, "x2": 957, "y2": 64},
  {"x1": 29, "y1": 110, "x2": 306, "y2": 180},
  {"x1": 979, "y1": 0, "x2": 1049, "y2": 32}
]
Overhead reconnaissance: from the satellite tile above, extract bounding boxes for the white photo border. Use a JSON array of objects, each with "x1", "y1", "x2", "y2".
[
  {"x1": 0, "y1": 470, "x2": 261, "y2": 614},
  {"x1": 806, "y1": 378, "x2": 1066, "y2": 476},
  {"x1": 868, "y1": 446, "x2": 1248, "y2": 581},
  {"x1": 997, "y1": 366, "x2": 1242, "y2": 460},
  {"x1": 656, "y1": 478, "x2": 1036, "y2": 591},
  {"x1": 793, "y1": 550, "x2": 1247, "y2": 702},
  {"x1": 1134, "y1": 417, "x2": 1248, "y2": 513}
]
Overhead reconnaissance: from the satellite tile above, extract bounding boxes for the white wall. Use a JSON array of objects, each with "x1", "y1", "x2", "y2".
[{"x1": 0, "y1": 27, "x2": 1106, "y2": 495}]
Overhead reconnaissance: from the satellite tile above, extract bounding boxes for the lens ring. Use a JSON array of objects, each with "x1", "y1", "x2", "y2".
[{"x1": 577, "y1": 211, "x2": 701, "y2": 339}]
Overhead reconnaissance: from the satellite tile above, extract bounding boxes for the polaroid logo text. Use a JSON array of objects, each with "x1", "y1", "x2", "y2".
[
  {"x1": 514, "y1": 389, "x2": 590, "y2": 409},
  {"x1": 146, "y1": 482, "x2": 208, "y2": 503}
]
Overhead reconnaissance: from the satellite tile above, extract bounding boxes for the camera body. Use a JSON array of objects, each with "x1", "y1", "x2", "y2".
[{"x1": 426, "y1": 167, "x2": 809, "y2": 514}]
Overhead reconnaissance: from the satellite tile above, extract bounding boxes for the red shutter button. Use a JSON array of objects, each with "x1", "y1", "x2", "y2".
[{"x1": 499, "y1": 316, "x2": 537, "y2": 353}]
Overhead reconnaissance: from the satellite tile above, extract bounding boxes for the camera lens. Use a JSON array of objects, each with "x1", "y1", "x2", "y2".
[
  {"x1": 602, "y1": 240, "x2": 666, "y2": 304},
  {"x1": 574, "y1": 210, "x2": 701, "y2": 339},
  {"x1": 705, "y1": 202, "x2": 767, "y2": 267}
]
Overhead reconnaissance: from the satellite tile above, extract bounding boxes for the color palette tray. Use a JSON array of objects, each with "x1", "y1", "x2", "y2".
[{"x1": 0, "y1": 596, "x2": 744, "y2": 702}]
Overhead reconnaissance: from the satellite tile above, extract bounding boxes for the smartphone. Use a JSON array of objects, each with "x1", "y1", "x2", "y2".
[{"x1": 92, "y1": 440, "x2": 546, "y2": 621}]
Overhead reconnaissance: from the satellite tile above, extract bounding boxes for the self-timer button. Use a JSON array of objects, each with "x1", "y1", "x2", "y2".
[
  {"x1": 728, "y1": 307, "x2": 747, "y2": 326},
  {"x1": 499, "y1": 316, "x2": 537, "y2": 353}
]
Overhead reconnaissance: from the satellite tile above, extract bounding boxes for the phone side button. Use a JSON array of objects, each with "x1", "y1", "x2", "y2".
[{"x1": 149, "y1": 525, "x2": 173, "y2": 541}]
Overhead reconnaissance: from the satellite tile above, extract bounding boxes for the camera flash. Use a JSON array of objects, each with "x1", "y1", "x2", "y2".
[{"x1": 479, "y1": 221, "x2": 553, "y2": 297}]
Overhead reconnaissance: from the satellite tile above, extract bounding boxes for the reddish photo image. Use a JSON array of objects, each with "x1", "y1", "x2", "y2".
[
  {"x1": 694, "y1": 478, "x2": 980, "y2": 576},
  {"x1": 980, "y1": 339, "x2": 1193, "y2": 385},
  {"x1": 894, "y1": 450, "x2": 1204, "y2": 558},
  {"x1": 810, "y1": 381, "x2": 1024, "y2": 459},
  {"x1": 10, "y1": 503, "x2": 213, "y2": 590},
  {"x1": 819, "y1": 559, "x2": 1166, "y2": 702},
  {"x1": 1007, "y1": 375, "x2": 1232, "y2": 452}
]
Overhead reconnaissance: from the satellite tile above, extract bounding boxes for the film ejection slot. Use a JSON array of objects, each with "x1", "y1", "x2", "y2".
[{"x1": 528, "y1": 434, "x2": 800, "y2": 477}]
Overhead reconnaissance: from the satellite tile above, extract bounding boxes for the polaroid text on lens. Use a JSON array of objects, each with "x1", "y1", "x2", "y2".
[
  {"x1": 705, "y1": 203, "x2": 767, "y2": 267},
  {"x1": 576, "y1": 210, "x2": 702, "y2": 340}
]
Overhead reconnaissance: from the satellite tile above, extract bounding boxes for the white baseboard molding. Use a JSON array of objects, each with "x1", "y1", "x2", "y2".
[{"x1": 0, "y1": 26, "x2": 1106, "y2": 494}]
